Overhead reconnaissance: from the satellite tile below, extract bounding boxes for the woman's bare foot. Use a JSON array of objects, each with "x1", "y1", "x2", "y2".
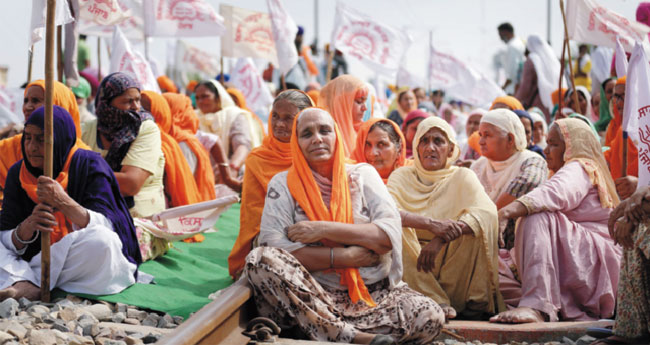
[
  {"x1": 0, "y1": 281, "x2": 41, "y2": 302},
  {"x1": 439, "y1": 303, "x2": 457, "y2": 321},
  {"x1": 489, "y1": 306, "x2": 545, "y2": 324}
]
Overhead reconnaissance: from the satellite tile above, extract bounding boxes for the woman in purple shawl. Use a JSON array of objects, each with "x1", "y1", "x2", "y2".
[{"x1": 0, "y1": 105, "x2": 141, "y2": 302}]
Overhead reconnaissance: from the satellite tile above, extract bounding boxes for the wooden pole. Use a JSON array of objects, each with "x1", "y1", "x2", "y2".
[
  {"x1": 559, "y1": 0, "x2": 581, "y2": 112},
  {"x1": 57, "y1": 25, "x2": 63, "y2": 82},
  {"x1": 280, "y1": 74, "x2": 287, "y2": 91},
  {"x1": 27, "y1": 46, "x2": 35, "y2": 83},
  {"x1": 558, "y1": 38, "x2": 567, "y2": 112},
  {"x1": 220, "y1": 57, "x2": 225, "y2": 83},
  {"x1": 97, "y1": 37, "x2": 102, "y2": 82},
  {"x1": 42, "y1": 0, "x2": 57, "y2": 303},
  {"x1": 325, "y1": 46, "x2": 334, "y2": 82}
]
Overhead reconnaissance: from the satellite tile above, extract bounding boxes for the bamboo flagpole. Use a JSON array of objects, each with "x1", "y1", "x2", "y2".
[
  {"x1": 325, "y1": 45, "x2": 334, "y2": 83},
  {"x1": 557, "y1": 37, "x2": 567, "y2": 111},
  {"x1": 42, "y1": 0, "x2": 57, "y2": 303},
  {"x1": 57, "y1": 25, "x2": 63, "y2": 82},
  {"x1": 27, "y1": 46, "x2": 35, "y2": 83},
  {"x1": 97, "y1": 37, "x2": 102, "y2": 82},
  {"x1": 559, "y1": 0, "x2": 581, "y2": 114}
]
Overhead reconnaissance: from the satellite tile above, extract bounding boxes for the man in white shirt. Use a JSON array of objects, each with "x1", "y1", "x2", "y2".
[{"x1": 498, "y1": 23, "x2": 525, "y2": 95}]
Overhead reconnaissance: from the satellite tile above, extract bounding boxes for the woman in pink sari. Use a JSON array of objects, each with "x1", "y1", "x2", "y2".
[{"x1": 491, "y1": 118, "x2": 622, "y2": 324}]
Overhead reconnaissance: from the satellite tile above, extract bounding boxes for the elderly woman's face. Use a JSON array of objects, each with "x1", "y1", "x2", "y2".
[
  {"x1": 364, "y1": 126, "x2": 400, "y2": 178},
  {"x1": 23, "y1": 86, "x2": 45, "y2": 120},
  {"x1": 543, "y1": 125, "x2": 565, "y2": 173},
  {"x1": 465, "y1": 114, "x2": 482, "y2": 137},
  {"x1": 478, "y1": 122, "x2": 515, "y2": 161},
  {"x1": 520, "y1": 116, "x2": 532, "y2": 145},
  {"x1": 417, "y1": 127, "x2": 453, "y2": 171},
  {"x1": 399, "y1": 91, "x2": 416, "y2": 111},
  {"x1": 110, "y1": 88, "x2": 141, "y2": 111},
  {"x1": 194, "y1": 85, "x2": 221, "y2": 114},
  {"x1": 23, "y1": 124, "x2": 45, "y2": 169},
  {"x1": 271, "y1": 99, "x2": 299, "y2": 143},
  {"x1": 297, "y1": 110, "x2": 337, "y2": 164}
]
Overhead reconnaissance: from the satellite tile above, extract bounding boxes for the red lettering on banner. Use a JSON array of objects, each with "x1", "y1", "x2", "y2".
[
  {"x1": 639, "y1": 125, "x2": 650, "y2": 173},
  {"x1": 87, "y1": 4, "x2": 109, "y2": 19},
  {"x1": 156, "y1": 0, "x2": 218, "y2": 29},
  {"x1": 639, "y1": 105, "x2": 650, "y2": 119},
  {"x1": 587, "y1": 6, "x2": 642, "y2": 45},
  {"x1": 94, "y1": 0, "x2": 117, "y2": 12},
  {"x1": 336, "y1": 19, "x2": 395, "y2": 65},
  {"x1": 234, "y1": 13, "x2": 274, "y2": 52},
  {"x1": 178, "y1": 216, "x2": 204, "y2": 227}
]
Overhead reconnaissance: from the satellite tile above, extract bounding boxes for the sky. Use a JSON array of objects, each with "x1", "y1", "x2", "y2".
[{"x1": 0, "y1": 0, "x2": 642, "y2": 88}]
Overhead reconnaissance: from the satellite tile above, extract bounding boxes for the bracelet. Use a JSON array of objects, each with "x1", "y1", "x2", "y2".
[
  {"x1": 218, "y1": 163, "x2": 229, "y2": 167},
  {"x1": 13, "y1": 225, "x2": 39, "y2": 245},
  {"x1": 330, "y1": 248, "x2": 334, "y2": 268}
]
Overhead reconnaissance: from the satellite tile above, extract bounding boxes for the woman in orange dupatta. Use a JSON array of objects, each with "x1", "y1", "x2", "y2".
[
  {"x1": 0, "y1": 80, "x2": 87, "y2": 192},
  {"x1": 318, "y1": 75, "x2": 369, "y2": 157},
  {"x1": 141, "y1": 91, "x2": 202, "y2": 208},
  {"x1": 162, "y1": 93, "x2": 216, "y2": 202},
  {"x1": 604, "y1": 76, "x2": 639, "y2": 199},
  {"x1": 351, "y1": 118, "x2": 407, "y2": 184},
  {"x1": 228, "y1": 90, "x2": 312, "y2": 279},
  {"x1": 244, "y1": 108, "x2": 443, "y2": 344}
]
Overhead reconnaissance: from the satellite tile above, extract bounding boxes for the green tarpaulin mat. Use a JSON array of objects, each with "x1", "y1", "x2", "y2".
[{"x1": 70, "y1": 203, "x2": 240, "y2": 319}]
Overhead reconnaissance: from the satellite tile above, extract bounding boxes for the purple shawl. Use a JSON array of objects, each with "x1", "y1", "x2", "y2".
[{"x1": 0, "y1": 106, "x2": 142, "y2": 268}]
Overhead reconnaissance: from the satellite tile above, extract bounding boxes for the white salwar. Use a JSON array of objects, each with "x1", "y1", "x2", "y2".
[{"x1": 0, "y1": 210, "x2": 137, "y2": 295}]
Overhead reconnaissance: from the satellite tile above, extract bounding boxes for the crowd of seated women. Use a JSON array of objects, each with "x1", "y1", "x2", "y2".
[{"x1": 0, "y1": 72, "x2": 647, "y2": 345}]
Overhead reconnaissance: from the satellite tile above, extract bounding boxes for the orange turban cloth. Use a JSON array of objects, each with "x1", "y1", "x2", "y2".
[
  {"x1": 468, "y1": 131, "x2": 482, "y2": 156},
  {"x1": 551, "y1": 88, "x2": 567, "y2": 106},
  {"x1": 142, "y1": 91, "x2": 202, "y2": 208},
  {"x1": 163, "y1": 93, "x2": 216, "y2": 202},
  {"x1": 604, "y1": 76, "x2": 637, "y2": 179},
  {"x1": 157, "y1": 76, "x2": 178, "y2": 93},
  {"x1": 490, "y1": 96, "x2": 524, "y2": 111}
]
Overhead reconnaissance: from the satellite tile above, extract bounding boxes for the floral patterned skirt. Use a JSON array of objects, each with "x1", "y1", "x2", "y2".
[
  {"x1": 244, "y1": 247, "x2": 444, "y2": 344},
  {"x1": 614, "y1": 222, "x2": 650, "y2": 338}
]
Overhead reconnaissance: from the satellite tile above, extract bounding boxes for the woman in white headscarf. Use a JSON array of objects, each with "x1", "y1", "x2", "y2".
[
  {"x1": 387, "y1": 116, "x2": 504, "y2": 320},
  {"x1": 193, "y1": 80, "x2": 263, "y2": 172},
  {"x1": 528, "y1": 108, "x2": 548, "y2": 149},
  {"x1": 470, "y1": 109, "x2": 548, "y2": 249},
  {"x1": 515, "y1": 35, "x2": 562, "y2": 123},
  {"x1": 565, "y1": 86, "x2": 595, "y2": 122}
]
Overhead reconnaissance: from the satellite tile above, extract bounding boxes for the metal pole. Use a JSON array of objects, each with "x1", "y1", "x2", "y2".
[{"x1": 42, "y1": 0, "x2": 57, "y2": 303}]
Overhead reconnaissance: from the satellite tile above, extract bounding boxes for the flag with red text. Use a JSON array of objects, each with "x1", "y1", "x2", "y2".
[
  {"x1": 267, "y1": 0, "x2": 298, "y2": 76},
  {"x1": 230, "y1": 58, "x2": 274, "y2": 114},
  {"x1": 144, "y1": 0, "x2": 225, "y2": 37},
  {"x1": 220, "y1": 4, "x2": 278, "y2": 65},
  {"x1": 109, "y1": 27, "x2": 160, "y2": 92}
]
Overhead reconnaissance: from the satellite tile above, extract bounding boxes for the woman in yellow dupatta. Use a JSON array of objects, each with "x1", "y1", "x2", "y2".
[
  {"x1": 387, "y1": 116, "x2": 503, "y2": 320},
  {"x1": 228, "y1": 90, "x2": 312, "y2": 279},
  {"x1": 244, "y1": 108, "x2": 444, "y2": 344}
]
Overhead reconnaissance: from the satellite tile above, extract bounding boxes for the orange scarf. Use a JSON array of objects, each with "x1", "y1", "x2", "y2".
[
  {"x1": 351, "y1": 118, "x2": 406, "y2": 184},
  {"x1": 19, "y1": 145, "x2": 79, "y2": 244},
  {"x1": 163, "y1": 93, "x2": 216, "y2": 202},
  {"x1": 142, "y1": 91, "x2": 202, "y2": 208},
  {"x1": 1, "y1": 81, "x2": 88, "y2": 189},
  {"x1": 490, "y1": 96, "x2": 524, "y2": 111},
  {"x1": 319, "y1": 75, "x2": 368, "y2": 157},
  {"x1": 287, "y1": 109, "x2": 375, "y2": 307},
  {"x1": 604, "y1": 77, "x2": 638, "y2": 180},
  {"x1": 301, "y1": 46, "x2": 319, "y2": 76},
  {"x1": 229, "y1": 113, "x2": 294, "y2": 278}
]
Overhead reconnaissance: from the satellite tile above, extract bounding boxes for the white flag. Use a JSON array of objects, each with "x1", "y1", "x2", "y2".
[
  {"x1": 330, "y1": 2, "x2": 411, "y2": 77},
  {"x1": 175, "y1": 40, "x2": 220, "y2": 77},
  {"x1": 615, "y1": 36, "x2": 629, "y2": 78},
  {"x1": 625, "y1": 42, "x2": 650, "y2": 188},
  {"x1": 396, "y1": 65, "x2": 425, "y2": 89},
  {"x1": 567, "y1": 0, "x2": 650, "y2": 52},
  {"x1": 220, "y1": 4, "x2": 278, "y2": 66},
  {"x1": 78, "y1": 0, "x2": 131, "y2": 26},
  {"x1": 144, "y1": 0, "x2": 225, "y2": 37},
  {"x1": 109, "y1": 27, "x2": 160, "y2": 92},
  {"x1": 79, "y1": 0, "x2": 144, "y2": 40},
  {"x1": 230, "y1": 58, "x2": 274, "y2": 115},
  {"x1": 429, "y1": 46, "x2": 505, "y2": 107},
  {"x1": 267, "y1": 0, "x2": 298, "y2": 76},
  {"x1": 0, "y1": 88, "x2": 23, "y2": 128},
  {"x1": 29, "y1": 0, "x2": 75, "y2": 47}
]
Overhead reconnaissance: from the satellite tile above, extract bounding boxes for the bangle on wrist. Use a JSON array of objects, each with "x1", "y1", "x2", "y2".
[
  {"x1": 330, "y1": 247, "x2": 334, "y2": 268},
  {"x1": 218, "y1": 163, "x2": 229, "y2": 167},
  {"x1": 14, "y1": 225, "x2": 39, "y2": 245}
]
